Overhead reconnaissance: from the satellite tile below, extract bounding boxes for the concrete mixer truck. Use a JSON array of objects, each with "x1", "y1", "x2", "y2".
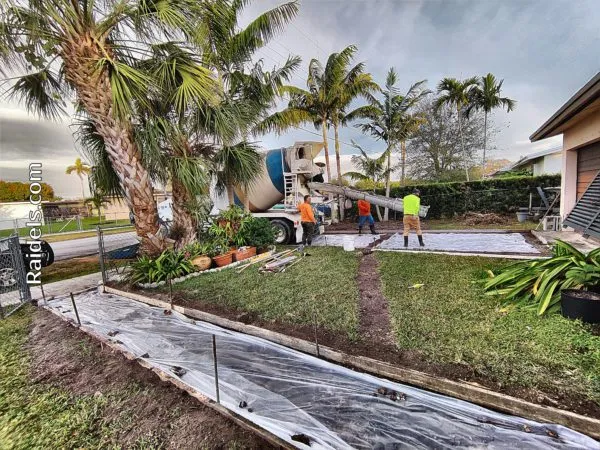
[{"x1": 158, "y1": 141, "x2": 429, "y2": 244}]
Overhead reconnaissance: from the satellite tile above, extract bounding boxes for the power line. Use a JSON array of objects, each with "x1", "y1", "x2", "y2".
[{"x1": 289, "y1": 22, "x2": 328, "y2": 60}]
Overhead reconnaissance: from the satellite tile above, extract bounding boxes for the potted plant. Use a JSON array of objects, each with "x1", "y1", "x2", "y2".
[
  {"x1": 560, "y1": 262, "x2": 600, "y2": 323},
  {"x1": 183, "y1": 241, "x2": 212, "y2": 271},
  {"x1": 208, "y1": 236, "x2": 234, "y2": 267},
  {"x1": 484, "y1": 241, "x2": 600, "y2": 317}
]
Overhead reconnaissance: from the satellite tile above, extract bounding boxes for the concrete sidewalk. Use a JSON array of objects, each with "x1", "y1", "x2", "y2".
[{"x1": 32, "y1": 272, "x2": 103, "y2": 300}]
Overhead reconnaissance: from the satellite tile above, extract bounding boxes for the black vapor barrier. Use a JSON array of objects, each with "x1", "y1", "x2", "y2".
[{"x1": 46, "y1": 292, "x2": 599, "y2": 449}]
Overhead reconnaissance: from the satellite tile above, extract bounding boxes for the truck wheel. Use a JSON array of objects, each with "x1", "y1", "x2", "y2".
[{"x1": 270, "y1": 219, "x2": 293, "y2": 245}]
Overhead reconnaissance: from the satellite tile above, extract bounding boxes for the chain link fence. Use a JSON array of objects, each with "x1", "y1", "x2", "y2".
[
  {"x1": 0, "y1": 213, "x2": 132, "y2": 238},
  {"x1": 97, "y1": 226, "x2": 141, "y2": 284},
  {"x1": 0, "y1": 236, "x2": 32, "y2": 318}
]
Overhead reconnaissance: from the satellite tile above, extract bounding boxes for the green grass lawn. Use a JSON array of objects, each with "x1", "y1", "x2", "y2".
[
  {"x1": 173, "y1": 247, "x2": 361, "y2": 339},
  {"x1": 376, "y1": 252, "x2": 600, "y2": 404},
  {"x1": 42, "y1": 256, "x2": 102, "y2": 284},
  {"x1": 0, "y1": 217, "x2": 131, "y2": 238},
  {"x1": 0, "y1": 308, "x2": 107, "y2": 448}
]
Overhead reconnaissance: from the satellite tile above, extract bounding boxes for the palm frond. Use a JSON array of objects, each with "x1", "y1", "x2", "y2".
[{"x1": 8, "y1": 69, "x2": 68, "y2": 120}]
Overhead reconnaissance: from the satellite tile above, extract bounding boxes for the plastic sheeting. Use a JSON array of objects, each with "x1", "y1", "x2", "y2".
[
  {"x1": 47, "y1": 291, "x2": 598, "y2": 450},
  {"x1": 377, "y1": 232, "x2": 541, "y2": 254},
  {"x1": 312, "y1": 234, "x2": 380, "y2": 248}
]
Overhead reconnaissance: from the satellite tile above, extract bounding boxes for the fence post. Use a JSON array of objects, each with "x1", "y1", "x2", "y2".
[
  {"x1": 212, "y1": 335, "x2": 220, "y2": 404},
  {"x1": 77, "y1": 215, "x2": 82, "y2": 231},
  {"x1": 13, "y1": 219, "x2": 19, "y2": 236},
  {"x1": 97, "y1": 226, "x2": 107, "y2": 285}
]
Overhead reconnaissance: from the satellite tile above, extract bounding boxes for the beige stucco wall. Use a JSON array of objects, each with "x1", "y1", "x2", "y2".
[{"x1": 560, "y1": 105, "x2": 600, "y2": 222}]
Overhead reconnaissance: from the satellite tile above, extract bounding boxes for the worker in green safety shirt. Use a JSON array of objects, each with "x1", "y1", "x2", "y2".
[{"x1": 403, "y1": 189, "x2": 424, "y2": 248}]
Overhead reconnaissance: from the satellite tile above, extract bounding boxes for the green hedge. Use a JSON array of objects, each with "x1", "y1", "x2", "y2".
[{"x1": 364, "y1": 175, "x2": 561, "y2": 219}]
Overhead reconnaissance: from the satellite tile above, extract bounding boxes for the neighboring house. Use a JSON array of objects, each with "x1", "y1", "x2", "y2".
[
  {"x1": 495, "y1": 146, "x2": 562, "y2": 177},
  {"x1": 530, "y1": 72, "x2": 600, "y2": 238}
]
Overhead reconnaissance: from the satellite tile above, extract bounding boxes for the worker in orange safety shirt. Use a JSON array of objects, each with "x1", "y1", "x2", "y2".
[
  {"x1": 357, "y1": 199, "x2": 377, "y2": 235},
  {"x1": 298, "y1": 194, "x2": 317, "y2": 245}
]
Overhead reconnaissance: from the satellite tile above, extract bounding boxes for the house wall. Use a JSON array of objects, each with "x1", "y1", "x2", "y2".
[
  {"x1": 576, "y1": 142, "x2": 600, "y2": 198},
  {"x1": 560, "y1": 106, "x2": 600, "y2": 220}
]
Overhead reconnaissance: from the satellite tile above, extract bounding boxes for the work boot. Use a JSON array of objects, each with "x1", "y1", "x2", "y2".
[
  {"x1": 358, "y1": 227, "x2": 363, "y2": 235},
  {"x1": 418, "y1": 235, "x2": 425, "y2": 247},
  {"x1": 404, "y1": 236, "x2": 409, "y2": 248},
  {"x1": 369, "y1": 225, "x2": 377, "y2": 235}
]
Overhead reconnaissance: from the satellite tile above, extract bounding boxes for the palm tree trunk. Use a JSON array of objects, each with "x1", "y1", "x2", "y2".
[
  {"x1": 321, "y1": 119, "x2": 337, "y2": 222},
  {"x1": 401, "y1": 141, "x2": 407, "y2": 186},
  {"x1": 62, "y1": 37, "x2": 162, "y2": 255},
  {"x1": 79, "y1": 175, "x2": 85, "y2": 200},
  {"x1": 457, "y1": 107, "x2": 470, "y2": 182},
  {"x1": 333, "y1": 121, "x2": 344, "y2": 221},
  {"x1": 226, "y1": 184, "x2": 235, "y2": 206},
  {"x1": 482, "y1": 111, "x2": 488, "y2": 174},
  {"x1": 321, "y1": 119, "x2": 332, "y2": 181},
  {"x1": 373, "y1": 189, "x2": 383, "y2": 221},
  {"x1": 383, "y1": 145, "x2": 392, "y2": 221},
  {"x1": 172, "y1": 177, "x2": 197, "y2": 247}
]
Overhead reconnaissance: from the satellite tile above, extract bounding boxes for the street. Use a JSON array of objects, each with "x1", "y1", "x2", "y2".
[{"x1": 50, "y1": 232, "x2": 138, "y2": 261}]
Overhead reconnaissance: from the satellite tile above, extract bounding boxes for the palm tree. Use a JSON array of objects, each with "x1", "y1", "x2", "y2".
[
  {"x1": 347, "y1": 68, "x2": 429, "y2": 220},
  {"x1": 84, "y1": 191, "x2": 108, "y2": 223},
  {"x1": 65, "y1": 158, "x2": 91, "y2": 200},
  {"x1": 1, "y1": 0, "x2": 219, "y2": 254},
  {"x1": 465, "y1": 73, "x2": 516, "y2": 170},
  {"x1": 259, "y1": 45, "x2": 374, "y2": 184},
  {"x1": 435, "y1": 77, "x2": 479, "y2": 181},
  {"x1": 343, "y1": 141, "x2": 389, "y2": 220}
]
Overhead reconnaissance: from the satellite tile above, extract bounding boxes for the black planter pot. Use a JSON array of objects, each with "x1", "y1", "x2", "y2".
[{"x1": 561, "y1": 289, "x2": 600, "y2": 324}]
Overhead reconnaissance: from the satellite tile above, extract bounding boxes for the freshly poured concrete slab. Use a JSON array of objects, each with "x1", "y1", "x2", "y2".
[
  {"x1": 311, "y1": 234, "x2": 380, "y2": 248},
  {"x1": 377, "y1": 232, "x2": 541, "y2": 254}
]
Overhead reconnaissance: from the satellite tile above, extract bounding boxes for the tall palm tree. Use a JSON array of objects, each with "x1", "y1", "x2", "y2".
[
  {"x1": 435, "y1": 77, "x2": 479, "y2": 181},
  {"x1": 259, "y1": 45, "x2": 374, "y2": 185},
  {"x1": 347, "y1": 68, "x2": 429, "y2": 220},
  {"x1": 65, "y1": 158, "x2": 91, "y2": 200},
  {"x1": 1, "y1": 0, "x2": 219, "y2": 254},
  {"x1": 343, "y1": 141, "x2": 389, "y2": 220},
  {"x1": 465, "y1": 73, "x2": 516, "y2": 170}
]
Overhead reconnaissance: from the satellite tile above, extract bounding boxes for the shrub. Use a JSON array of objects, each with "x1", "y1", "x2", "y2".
[
  {"x1": 240, "y1": 217, "x2": 277, "y2": 248},
  {"x1": 374, "y1": 175, "x2": 561, "y2": 219},
  {"x1": 484, "y1": 241, "x2": 600, "y2": 315},
  {"x1": 130, "y1": 250, "x2": 195, "y2": 284}
]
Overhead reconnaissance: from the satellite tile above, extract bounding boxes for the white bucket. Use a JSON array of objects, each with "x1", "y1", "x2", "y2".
[{"x1": 343, "y1": 235, "x2": 355, "y2": 251}]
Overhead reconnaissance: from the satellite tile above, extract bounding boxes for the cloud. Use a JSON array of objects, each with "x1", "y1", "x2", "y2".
[{"x1": 2, "y1": 0, "x2": 599, "y2": 198}]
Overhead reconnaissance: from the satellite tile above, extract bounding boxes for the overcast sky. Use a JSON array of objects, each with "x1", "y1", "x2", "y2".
[{"x1": 1, "y1": 0, "x2": 598, "y2": 198}]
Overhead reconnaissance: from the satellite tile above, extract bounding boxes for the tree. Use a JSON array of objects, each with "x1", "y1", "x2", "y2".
[
  {"x1": 0, "y1": 181, "x2": 55, "y2": 202},
  {"x1": 84, "y1": 191, "x2": 108, "y2": 223},
  {"x1": 1, "y1": 0, "x2": 219, "y2": 254},
  {"x1": 259, "y1": 45, "x2": 374, "y2": 184},
  {"x1": 435, "y1": 77, "x2": 479, "y2": 181},
  {"x1": 465, "y1": 73, "x2": 516, "y2": 170},
  {"x1": 347, "y1": 68, "x2": 429, "y2": 220},
  {"x1": 408, "y1": 97, "x2": 487, "y2": 181},
  {"x1": 343, "y1": 141, "x2": 389, "y2": 220},
  {"x1": 65, "y1": 158, "x2": 90, "y2": 200}
]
